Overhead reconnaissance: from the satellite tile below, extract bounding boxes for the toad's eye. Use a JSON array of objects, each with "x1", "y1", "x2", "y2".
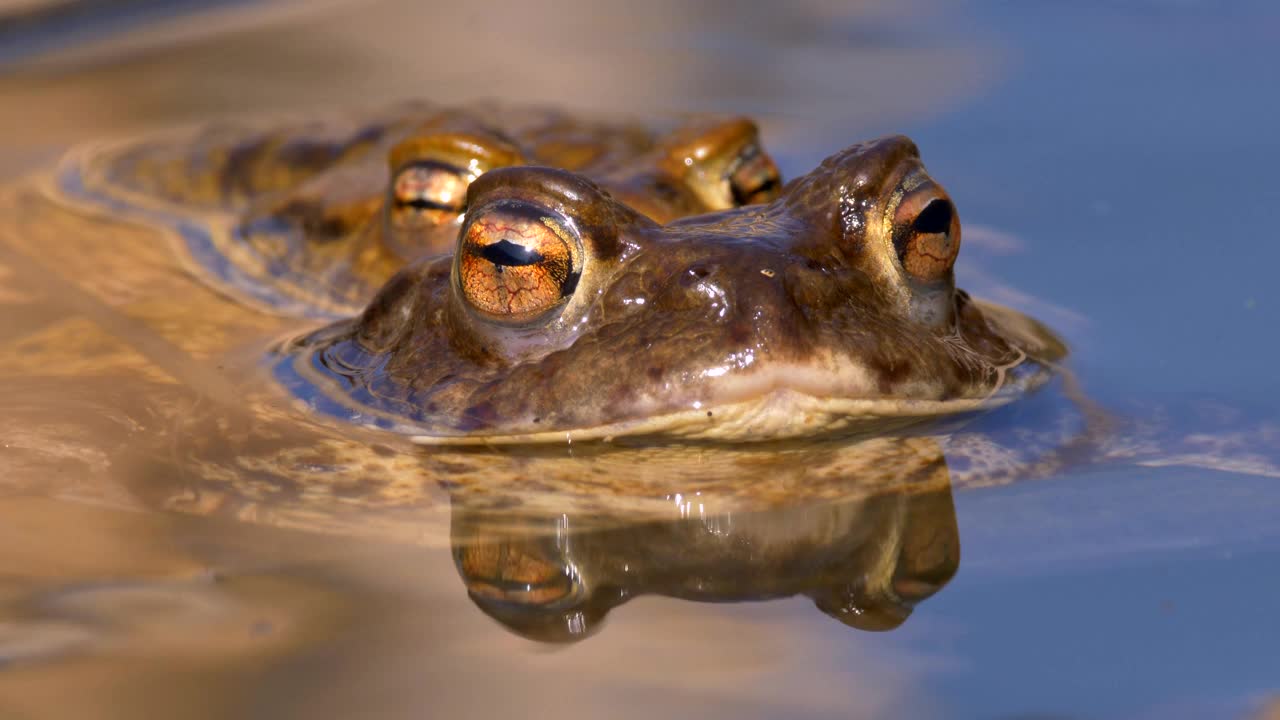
[
  {"x1": 659, "y1": 118, "x2": 782, "y2": 213},
  {"x1": 891, "y1": 184, "x2": 961, "y2": 284},
  {"x1": 455, "y1": 202, "x2": 583, "y2": 322},
  {"x1": 390, "y1": 160, "x2": 473, "y2": 229},
  {"x1": 727, "y1": 142, "x2": 782, "y2": 205},
  {"x1": 455, "y1": 541, "x2": 577, "y2": 607}
]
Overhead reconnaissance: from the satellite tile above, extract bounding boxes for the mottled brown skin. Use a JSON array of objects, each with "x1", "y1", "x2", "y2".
[
  {"x1": 452, "y1": 464, "x2": 959, "y2": 643},
  {"x1": 71, "y1": 102, "x2": 779, "y2": 317},
  {"x1": 278, "y1": 136, "x2": 1068, "y2": 443}
]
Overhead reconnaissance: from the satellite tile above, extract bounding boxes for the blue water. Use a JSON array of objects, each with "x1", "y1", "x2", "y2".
[
  {"x1": 0, "y1": 0, "x2": 261, "y2": 67},
  {"x1": 903, "y1": 1, "x2": 1280, "y2": 404},
  {"x1": 875, "y1": 4, "x2": 1280, "y2": 715}
]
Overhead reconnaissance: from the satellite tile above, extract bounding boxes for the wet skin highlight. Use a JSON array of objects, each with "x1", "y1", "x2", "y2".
[{"x1": 278, "y1": 135, "x2": 1067, "y2": 443}]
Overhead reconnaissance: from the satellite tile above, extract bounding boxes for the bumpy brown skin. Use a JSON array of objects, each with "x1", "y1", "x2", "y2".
[
  {"x1": 78, "y1": 102, "x2": 777, "y2": 317},
  {"x1": 279, "y1": 136, "x2": 1068, "y2": 442}
]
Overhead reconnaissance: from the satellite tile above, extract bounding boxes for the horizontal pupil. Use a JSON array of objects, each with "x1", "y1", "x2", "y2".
[
  {"x1": 480, "y1": 239, "x2": 545, "y2": 267},
  {"x1": 738, "y1": 174, "x2": 779, "y2": 199},
  {"x1": 397, "y1": 197, "x2": 460, "y2": 212},
  {"x1": 479, "y1": 575, "x2": 566, "y2": 593},
  {"x1": 730, "y1": 155, "x2": 780, "y2": 205},
  {"x1": 912, "y1": 199, "x2": 953, "y2": 235}
]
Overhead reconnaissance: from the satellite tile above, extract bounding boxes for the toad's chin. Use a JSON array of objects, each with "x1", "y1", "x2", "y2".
[
  {"x1": 407, "y1": 383, "x2": 1034, "y2": 445},
  {"x1": 407, "y1": 300, "x2": 1066, "y2": 446}
]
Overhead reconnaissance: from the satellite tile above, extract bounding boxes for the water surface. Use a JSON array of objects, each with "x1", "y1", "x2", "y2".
[{"x1": 1, "y1": 1, "x2": 1278, "y2": 718}]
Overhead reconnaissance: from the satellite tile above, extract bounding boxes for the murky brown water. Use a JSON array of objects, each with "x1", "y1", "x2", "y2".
[{"x1": 2, "y1": 1, "x2": 1279, "y2": 718}]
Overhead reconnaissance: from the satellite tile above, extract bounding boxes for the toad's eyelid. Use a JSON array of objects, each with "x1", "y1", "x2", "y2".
[{"x1": 540, "y1": 216, "x2": 576, "y2": 246}]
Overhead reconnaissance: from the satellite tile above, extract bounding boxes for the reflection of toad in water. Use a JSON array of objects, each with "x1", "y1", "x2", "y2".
[{"x1": 445, "y1": 437, "x2": 960, "y2": 644}]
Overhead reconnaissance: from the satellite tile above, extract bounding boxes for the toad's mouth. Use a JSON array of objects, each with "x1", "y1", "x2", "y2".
[
  {"x1": 275, "y1": 297, "x2": 1064, "y2": 443},
  {"x1": 423, "y1": 301, "x2": 1065, "y2": 445},
  {"x1": 407, "y1": 361, "x2": 1053, "y2": 446},
  {"x1": 276, "y1": 301, "x2": 1065, "y2": 446}
]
